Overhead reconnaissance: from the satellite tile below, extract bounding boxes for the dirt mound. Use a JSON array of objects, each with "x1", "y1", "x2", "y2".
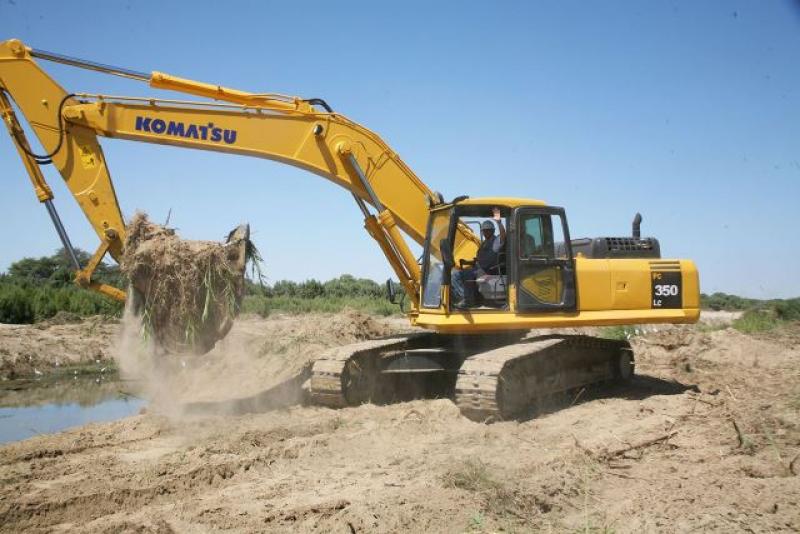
[
  {"x1": 312, "y1": 308, "x2": 393, "y2": 343},
  {"x1": 120, "y1": 212, "x2": 250, "y2": 355}
]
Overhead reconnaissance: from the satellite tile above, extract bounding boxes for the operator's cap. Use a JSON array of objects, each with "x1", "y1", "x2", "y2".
[{"x1": 481, "y1": 220, "x2": 495, "y2": 231}]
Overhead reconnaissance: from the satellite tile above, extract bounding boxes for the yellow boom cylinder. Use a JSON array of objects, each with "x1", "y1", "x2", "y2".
[{"x1": 149, "y1": 72, "x2": 314, "y2": 113}]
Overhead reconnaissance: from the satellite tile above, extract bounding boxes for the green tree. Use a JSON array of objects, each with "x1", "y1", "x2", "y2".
[
  {"x1": 272, "y1": 280, "x2": 298, "y2": 297},
  {"x1": 7, "y1": 248, "x2": 123, "y2": 287},
  {"x1": 297, "y1": 279, "x2": 325, "y2": 298}
]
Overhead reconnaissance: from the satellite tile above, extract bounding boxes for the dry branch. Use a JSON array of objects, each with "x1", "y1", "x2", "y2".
[
  {"x1": 602, "y1": 431, "x2": 678, "y2": 460},
  {"x1": 572, "y1": 432, "x2": 678, "y2": 462},
  {"x1": 732, "y1": 419, "x2": 745, "y2": 448},
  {"x1": 687, "y1": 393, "x2": 722, "y2": 407}
]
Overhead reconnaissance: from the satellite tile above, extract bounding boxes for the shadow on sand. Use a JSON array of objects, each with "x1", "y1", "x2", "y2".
[
  {"x1": 180, "y1": 366, "x2": 697, "y2": 425},
  {"x1": 520, "y1": 373, "x2": 700, "y2": 422},
  {"x1": 181, "y1": 367, "x2": 312, "y2": 417}
]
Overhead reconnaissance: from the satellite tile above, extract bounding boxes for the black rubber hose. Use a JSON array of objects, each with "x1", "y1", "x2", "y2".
[
  {"x1": 303, "y1": 98, "x2": 333, "y2": 112},
  {"x1": 9, "y1": 93, "x2": 76, "y2": 165}
]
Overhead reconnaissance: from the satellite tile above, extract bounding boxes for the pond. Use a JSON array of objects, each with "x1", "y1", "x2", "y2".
[{"x1": 0, "y1": 373, "x2": 145, "y2": 444}]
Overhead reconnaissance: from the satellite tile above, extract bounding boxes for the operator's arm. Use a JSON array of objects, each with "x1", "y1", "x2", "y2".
[{"x1": 492, "y1": 207, "x2": 506, "y2": 252}]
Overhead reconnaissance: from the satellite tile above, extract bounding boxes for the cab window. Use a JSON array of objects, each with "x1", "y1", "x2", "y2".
[
  {"x1": 421, "y1": 209, "x2": 451, "y2": 308},
  {"x1": 519, "y1": 213, "x2": 568, "y2": 260}
]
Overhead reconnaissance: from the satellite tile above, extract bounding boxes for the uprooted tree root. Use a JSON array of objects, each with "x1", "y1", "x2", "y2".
[{"x1": 121, "y1": 212, "x2": 252, "y2": 355}]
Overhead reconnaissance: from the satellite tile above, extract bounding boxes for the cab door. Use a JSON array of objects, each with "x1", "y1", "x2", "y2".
[{"x1": 513, "y1": 207, "x2": 577, "y2": 312}]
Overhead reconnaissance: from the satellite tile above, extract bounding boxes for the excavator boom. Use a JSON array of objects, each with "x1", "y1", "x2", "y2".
[{"x1": 1, "y1": 39, "x2": 472, "y2": 309}]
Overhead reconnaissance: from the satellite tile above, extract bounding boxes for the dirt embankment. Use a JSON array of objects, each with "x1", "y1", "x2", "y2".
[
  {"x1": 0, "y1": 314, "x2": 798, "y2": 532},
  {"x1": 0, "y1": 314, "x2": 117, "y2": 380}
]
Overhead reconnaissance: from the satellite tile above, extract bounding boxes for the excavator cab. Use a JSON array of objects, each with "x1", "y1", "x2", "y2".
[{"x1": 420, "y1": 199, "x2": 577, "y2": 314}]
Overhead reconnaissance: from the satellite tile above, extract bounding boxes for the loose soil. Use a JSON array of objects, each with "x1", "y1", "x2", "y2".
[{"x1": 0, "y1": 312, "x2": 798, "y2": 532}]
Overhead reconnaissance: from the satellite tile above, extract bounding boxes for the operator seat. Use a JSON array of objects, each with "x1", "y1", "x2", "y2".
[{"x1": 476, "y1": 241, "x2": 508, "y2": 307}]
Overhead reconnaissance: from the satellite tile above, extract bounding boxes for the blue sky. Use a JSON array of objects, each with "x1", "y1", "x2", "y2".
[{"x1": 1, "y1": 1, "x2": 798, "y2": 298}]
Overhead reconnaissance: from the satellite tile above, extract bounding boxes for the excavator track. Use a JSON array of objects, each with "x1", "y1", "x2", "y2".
[
  {"x1": 455, "y1": 335, "x2": 634, "y2": 422},
  {"x1": 310, "y1": 332, "x2": 633, "y2": 423},
  {"x1": 309, "y1": 334, "x2": 434, "y2": 408},
  {"x1": 309, "y1": 332, "x2": 522, "y2": 409}
]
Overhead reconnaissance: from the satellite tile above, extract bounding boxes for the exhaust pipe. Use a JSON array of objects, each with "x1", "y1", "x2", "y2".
[{"x1": 632, "y1": 213, "x2": 642, "y2": 240}]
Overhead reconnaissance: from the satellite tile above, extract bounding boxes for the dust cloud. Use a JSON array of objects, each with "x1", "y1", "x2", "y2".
[{"x1": 112, "y1": 306, "x2": 403, "y2": 419}]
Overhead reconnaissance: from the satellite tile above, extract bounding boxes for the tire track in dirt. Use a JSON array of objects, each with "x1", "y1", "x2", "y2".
[{"x1": 1, "y1": 418, "x2": 339, "y2": 530}]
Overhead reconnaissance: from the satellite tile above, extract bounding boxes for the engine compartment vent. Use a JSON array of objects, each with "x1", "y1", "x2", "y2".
[{"x1": 568, "y1": 236, "x2": 661, "y2": 259}]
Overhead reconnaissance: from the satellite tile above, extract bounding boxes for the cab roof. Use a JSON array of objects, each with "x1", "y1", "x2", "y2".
[{"x1": 457, "y1": 197, "x2": 548, "y2": 208}]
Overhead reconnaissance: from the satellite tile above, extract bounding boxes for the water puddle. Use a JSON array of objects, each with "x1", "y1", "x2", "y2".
[{"x1": 0, "y1": 374, "x2": 145, "y2": 444}]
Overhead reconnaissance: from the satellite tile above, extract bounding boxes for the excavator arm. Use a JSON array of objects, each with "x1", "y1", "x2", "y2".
[{"x1": 1, "y1": 39, "x2": 466, "y2": 309}]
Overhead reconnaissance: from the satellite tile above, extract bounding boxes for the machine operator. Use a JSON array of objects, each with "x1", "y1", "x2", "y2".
[{"x1": 452, "y1": 207, "x2": 506, "y2": 308}]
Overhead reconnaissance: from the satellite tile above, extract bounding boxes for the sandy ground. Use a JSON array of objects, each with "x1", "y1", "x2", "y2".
[{"x1": 0, "y1": 310, "x2": 798, "y2": 532}]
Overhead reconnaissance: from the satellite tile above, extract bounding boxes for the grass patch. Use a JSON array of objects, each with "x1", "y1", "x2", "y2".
[
  {"x1": 442, "y1": 458, "x2": 547, "y2": 525},
  {"x1": 442, "y1": 458, "x2": 504, "y2": 494},
  {"x1": 732, "y1": 309, "x2": 782, "y2": 334},
  {"x1": 695, "y1": 322, "x2": 729, "y2": 333},
  {"x1": 598, "y1": 325, "x2": 639, "y2": 341},
  {"x1": 468, "y1": 512, "x2": 486, "y2": 531}
]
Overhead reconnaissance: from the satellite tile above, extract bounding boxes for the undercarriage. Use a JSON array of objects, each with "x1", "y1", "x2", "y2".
[{"x1": 309, "y1": 332, "x2": 634, "y2": 422}]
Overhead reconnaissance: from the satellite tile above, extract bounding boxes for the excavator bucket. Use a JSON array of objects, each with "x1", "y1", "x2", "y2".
[{"x1": 121, "y1": 213, "x2": 252, "y2": 355}]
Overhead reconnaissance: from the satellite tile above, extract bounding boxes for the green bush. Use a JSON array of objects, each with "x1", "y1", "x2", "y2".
[
  {"x1": 322, "y1": 274, "x2": 384, "y2": 298},
  {"x1": 703, "y1": 293, "x2": 800, "y2": 334},
  {"x1": 701, "y1": 292, "x2": 758, "y2": 311},
  {"x1": 297, "y1": 279, "x2": 325, "y2": 299},
  {"x1": 0, "y1": 283, "x2": 35, "y2": 323},
  {"x1": 253, "y1": 275, "x2": 385, "y2": 300},
  {"x1": 0, "y1": 281, "x2": 124, "y2": 324},
  {"x1": 2, "y1": 248, "x2": 402, "y2": 324},
  {"x1": 1, "y1": 260, "x2": 397, "y2": 325},
  {"x1": 0, "y1": 248, "x2": 126, "y2": 324},
  {"x1": 773, "y1": 299, "x2": 800, "y2": 321},
  {"x1": 733, "y1": 310, "x2": 780, "y2": 334}
]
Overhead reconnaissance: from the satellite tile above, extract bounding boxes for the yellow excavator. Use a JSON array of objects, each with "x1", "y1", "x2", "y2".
[{"x1": 0, "y1": 39, "x2": 699, "y2": 421}]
